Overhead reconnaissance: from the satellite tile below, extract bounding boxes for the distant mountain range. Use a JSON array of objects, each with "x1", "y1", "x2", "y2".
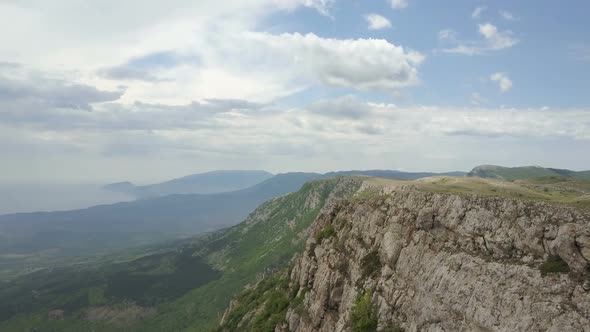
[
  {"x1": 104, "y1": 169, "x2": 467, "y2": 199},
  {"x1": 467, "y1": 165, "x2": 590, "y2": 181},
  {"x1": 103, "y1": 170, "x2": 274, "y2": 198},
  {"x1": 0, "y1": 169, "x2": 467, "y2": 263},
  {"x1": 0, "y1": 172, "x2": 319, "y2": 257}
]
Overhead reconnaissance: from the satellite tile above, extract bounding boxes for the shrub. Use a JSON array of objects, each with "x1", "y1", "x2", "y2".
[
  {"x1": 540, "y1": 255, "x2": 570, "y2": 276},
  {"x1": 361, "y1": 251, "x2": 382, "y2": 279},
  {"x1": 315, "y1": 224, "x2": 336, "y2": 244},
  {"x1": 349, "y1": 290, "x2": 377, "y2": 332}
]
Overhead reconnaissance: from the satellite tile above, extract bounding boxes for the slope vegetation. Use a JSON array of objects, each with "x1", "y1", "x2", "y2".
[{"x1": 0, "y1": 177, "x2": 363, "y2": 331}]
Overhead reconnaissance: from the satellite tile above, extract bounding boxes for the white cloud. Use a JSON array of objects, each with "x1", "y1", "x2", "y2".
[
  {"x1": 442, "y1": 23, "x2": 519, "y2": 55},
  {"x1": 490, "y1": 72, "x2": 513, "y2": 92},
  {"x1": 245, "y1": 32, "x2": 425, "y2": 90},
  {"x1": 499, "y1": 10, "x2": 518, "y2": 21},
  {"x1": 479, "y1": 23, "x2": 518, "y2": 49},
  {"x1": 3, "y1": 95, "x2": 589, "y2": 183},
  {"x1": 365, "y1": 14, "x2": 392, "y2": 30},
  {"x1": 0, "y1": 0, "x2": 338, "y2": 106},
  {"x1": 274, "y1": 0, "x2": 335, "y2": 16},
  {"x1": 389, "y1": 0, "x2": 408, "y2": 10},
  {"x1": 438, "y1": 29, "x2": 457, "y2": 41},
  {"x1": 472, "y1": 6, "x2": 486, "y2": 19}
]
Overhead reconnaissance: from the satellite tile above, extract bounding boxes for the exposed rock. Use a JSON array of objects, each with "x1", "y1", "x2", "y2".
[{"x1": 224, "y1": 186, "x2": 590, "y2": 331}]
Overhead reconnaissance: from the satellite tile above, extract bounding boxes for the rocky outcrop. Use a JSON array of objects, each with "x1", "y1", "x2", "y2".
[{"x1": 224, "y1": 185, "x2": 590, "y2": 331}]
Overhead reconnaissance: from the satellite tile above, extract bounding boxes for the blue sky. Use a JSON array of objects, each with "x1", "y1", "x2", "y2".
[
  {"x1": 0, "y1": 0, "x2": 589, "y2": 184},
  {"x1": 268, "y1": 0, "x2": 590, "y2": 108}
]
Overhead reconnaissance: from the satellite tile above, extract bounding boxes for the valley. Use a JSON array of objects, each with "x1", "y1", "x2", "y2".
[{"x1": 1, "y1": 167, "x2": 589, "y2": 331}]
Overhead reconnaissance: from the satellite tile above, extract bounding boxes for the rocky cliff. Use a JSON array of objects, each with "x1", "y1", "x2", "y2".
[{"x1": 220, "y1": 182, "x2": 590, "y2": 332}]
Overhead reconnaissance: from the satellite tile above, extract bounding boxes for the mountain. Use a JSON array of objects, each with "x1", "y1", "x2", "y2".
[
  {"x1": 0, "y1": 172, "x2": 319, "y2": 277},
  {"x1": 103, "y1": 170, "x2": 274, "y2": 198},
  {"x1": 0, "y1": 176, "x2": 363, "y2": 331},
  {"x1": 103, "y1": 169, "x2": 466, "y2": 199},
  {"x1": 468, "y1": 164, "x2": 590, "y2": 181},
  {"x1": 218, "y1": 176, "x2": 590, "y2": 331},
  {"x1": 2, "y1": 175, "x2": 589, "y2": 331},
  {"x1": 0, "y1": 169, "x2": 468, "y2": 279}
]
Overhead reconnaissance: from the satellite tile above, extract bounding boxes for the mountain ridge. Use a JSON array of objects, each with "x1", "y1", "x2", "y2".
[
  {"x1": 102, "y1": 170, "x2": 274, "y2": 198},
  {"x1": 468, "y1": 164, "x2": 590, "y2": 180}
]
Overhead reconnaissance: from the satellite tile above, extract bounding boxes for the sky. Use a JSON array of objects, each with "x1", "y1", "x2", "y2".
[{"x1": 0, "y1": 0, "x2": 589, "y2": 185}]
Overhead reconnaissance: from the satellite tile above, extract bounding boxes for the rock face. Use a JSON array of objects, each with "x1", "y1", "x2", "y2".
[{"x1": 224, "y1": 186, "x2": 590, "y2": 332}]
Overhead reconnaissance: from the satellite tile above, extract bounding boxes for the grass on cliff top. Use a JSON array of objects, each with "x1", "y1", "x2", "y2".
[{"x1": 362, "y1": 176, "x2": 590, "y2": 210}]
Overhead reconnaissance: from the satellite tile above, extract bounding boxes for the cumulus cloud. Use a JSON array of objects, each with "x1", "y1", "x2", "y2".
[
  {"x1": 246, "y1": 32, "x2": 425, "y2": 90},
  {"x1": 472, "y1": 6, "x2": 486, "y2": 19},
  {"x1": 490, "y1": 72, "x2": 513, "y2": 92},
  {"x1": 0, "y1": 0, "x2": 338, "y2": 106},
  {"x1": 389, "y1": 0, "x2": 408, "y2": 9},
  {"x1": 442, "y1": 23, "x2": 519, "y2": 55},
  {"x1": 365, "y1": 14, "x2": 392, "y2": 30}
]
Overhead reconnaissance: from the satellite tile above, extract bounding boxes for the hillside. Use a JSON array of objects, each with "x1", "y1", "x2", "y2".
[
  {"x1": 0, "y1": 176, "x2": 364, "y2": 331},
  {"x1": 468, "y1": 165, "x2": 590, "y2": 181},
  {"x1": 0, "y1": 172, "x2": 319, "y2": 279},
  {"x1": 2, "y1": 175, "x2": 590, "y2": 331},
  {"x1": 0, "y1": 170, "x2": 467, "y2": 280},
  {"x1": 103, "y1": 170, "x2": 274, "y2": 198},
  {"x1": 219, "y1": 176, "x2": 590, "y2": 331}
]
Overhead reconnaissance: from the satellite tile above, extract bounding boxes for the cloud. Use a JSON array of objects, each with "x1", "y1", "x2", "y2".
[
  {"x1": 479, "y1": 23, "x2": 519, "y2": 49},
  {"x1": 0, "y1": 69, "x2": 124, "y2": 111},
  {"x1": 2, "y1": 94, "x2": 590, "y2": 183},
  {"x1": 364, "y1": 14, "x2": 392, "y2": 30},
  {"x1": 389, "y1": 0, "x2": 408, "y2": 9},
  {"x1": 99, "y1": 51, "x2": 190, "y2": 82},
  {"x1": 307, "y1": 96, "x2": 380, "y2": 119},
  {"x1": 472, "y1": 6, "x2": 486, "y2": 19},
  {"x1": 490, "y1": 72, "x2": 512, "y2": 92},
  {"x1": 0, "y1": 0, "x2": 338, "y2": 106},
  {"x1": 274, "y1": 0, "x2": 335, "y2": 16},
  {"x1": 438, "y1": 29, "x2": 457, "y2": 41},
  {"x1": 499, "y1": 10, "x2": 518, "y2": 21},
  {"x1": 470, "y1": 92, "x2": 485, "y2": 105},
  {"x1": 442, "y1": 23, "x2": 519, "y2": 55},
  {"x1": 246, "y1": 32, "x2": 425, "y2": 90}
]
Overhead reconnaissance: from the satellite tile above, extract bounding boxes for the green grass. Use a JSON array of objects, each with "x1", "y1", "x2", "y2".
[
  {"x1": 350, "y1": 290, "x2": 378, "y2": 332},
  {"x1": 467, "y1": 165, "x2": 590, "y2": 181},
  {"x1": 365, "y1": 176, "x2": 590, "y2": 210}
]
